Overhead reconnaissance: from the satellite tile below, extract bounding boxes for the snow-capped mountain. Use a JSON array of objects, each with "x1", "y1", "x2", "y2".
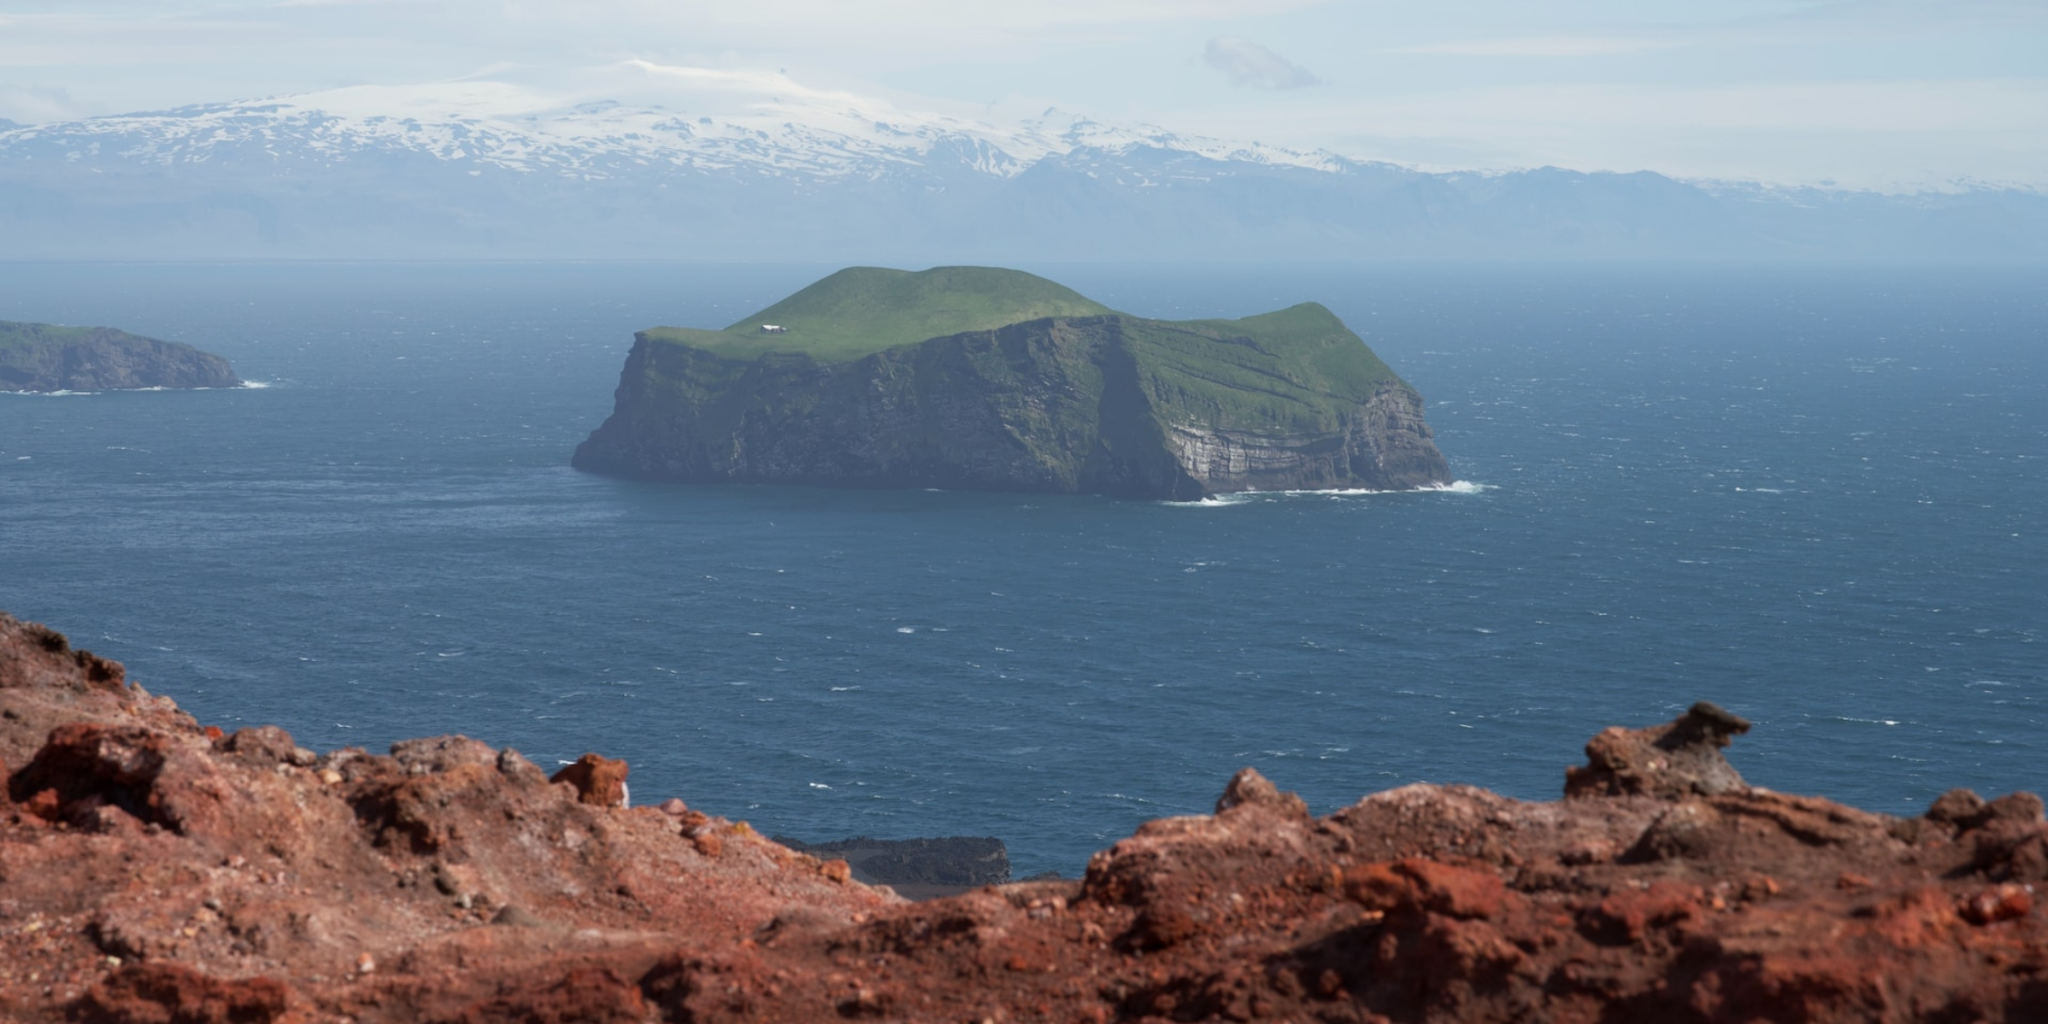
[
  {"x1": 5, "y1": 64, "x2": 1344, "y2": 182},
  {"x1": 2, "y1": 65, "x2": 2042, "y2": 262}
]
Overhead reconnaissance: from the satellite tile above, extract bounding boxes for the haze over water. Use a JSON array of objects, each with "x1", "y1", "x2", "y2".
[{"x1": 2, "y1": 261, "x2": 2042, "y2": 877}]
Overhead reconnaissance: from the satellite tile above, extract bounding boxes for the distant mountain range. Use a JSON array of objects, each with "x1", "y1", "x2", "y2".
[{"x1": 3, "y1": 76, "x2": 2042, "y2": 263}]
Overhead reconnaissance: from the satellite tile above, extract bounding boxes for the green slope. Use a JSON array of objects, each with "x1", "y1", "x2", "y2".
[
  {"x1": 1120, "y1": 303, "x2": 1401, "y2": 433},
  {"x1": 642, "y1": 266, "x2": 1114, "y2": 362},
  {"x1": 0, "y1": 320, "x2": 94, "y2": 351},
  {"x1": 1, "y1": 321, "x2": 96, "y2": 379}
]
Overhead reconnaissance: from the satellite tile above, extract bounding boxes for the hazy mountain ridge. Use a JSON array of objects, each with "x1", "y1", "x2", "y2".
[
  {"x1": 2, "y1": 84, "x2": 2042, "y2": 262},
  {"x1": 0, "y1": 83, "x2": 1340, "y2": 183}
]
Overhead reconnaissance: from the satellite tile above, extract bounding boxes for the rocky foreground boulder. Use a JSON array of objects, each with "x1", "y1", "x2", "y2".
[{"x1": 3, "y1": 611, "x2": 2045, "y2": 1023}]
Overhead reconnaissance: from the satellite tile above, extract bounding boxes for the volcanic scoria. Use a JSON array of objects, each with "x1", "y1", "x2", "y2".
[{"x1": 3, "y1": 611, "x2": 2044, "y2": 1022}]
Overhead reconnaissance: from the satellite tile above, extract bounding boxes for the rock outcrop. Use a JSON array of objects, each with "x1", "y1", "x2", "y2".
[
  {"x1": 572, "y1": 268, "x2": 1452, "y2": 499},
  {"x1": 775, "y1": 835, "x2": 1012, "y2": 889},
  {"x1": 1565, "y1": 699, "x2": 1755, "y2": 799},
  {"x1": 6, "y1": 610, "x2": 2046, "y2": 1023},
  {"x1": 0, "y1": 321, "x2": 241, "y2": 392},
  {"x1": 549, "y1": 752, "x2": 630, "y2": 808}
]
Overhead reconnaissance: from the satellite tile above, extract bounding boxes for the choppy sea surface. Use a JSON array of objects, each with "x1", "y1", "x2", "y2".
[{"x1": 2, "y1": 261, "x2": 2042, "y2": 877}]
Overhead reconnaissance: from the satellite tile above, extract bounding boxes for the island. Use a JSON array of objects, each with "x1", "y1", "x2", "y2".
[
  {"x1": 572, "y1": 267, "x2": 1451, "y2": 499},
  {"x1": 0, "y1": 320, "x2": 241, "y2": 392}
]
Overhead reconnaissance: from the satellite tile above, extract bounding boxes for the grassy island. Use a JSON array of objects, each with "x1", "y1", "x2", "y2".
[
  {"x1": 1, "y1": 320, "x2": 241, "y2": 392},
  {"x1": 576, "y1": 266, "x2": 1448, "y2": 499}
]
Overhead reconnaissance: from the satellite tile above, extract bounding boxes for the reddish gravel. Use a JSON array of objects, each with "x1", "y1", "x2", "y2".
[{"x1": 3, "y1": 610, "x2": 2044, "y2": 1023}]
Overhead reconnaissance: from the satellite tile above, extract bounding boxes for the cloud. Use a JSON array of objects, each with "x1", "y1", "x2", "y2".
[
  {"x1": 1202, "y1": 36, "x2": 1319, "y2": 90},
  {"x1": 0, "y1": 81, "x2": 87, "y2": 124},
  {"x1": 1169, "y1": 77, "x2": 2048, "y2": 190},
  {"x1": 1387, "y1": 35, "x2": 1681, "y2": 58}
]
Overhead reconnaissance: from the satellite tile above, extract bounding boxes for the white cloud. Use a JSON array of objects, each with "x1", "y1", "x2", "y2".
[
  {"x1": 0, "y1": 81, "x2": 87, "y2": 123},
  {"x1": 1202, "y1": 37, "x2": 1319, "y2": 90},
  {"x1": 677, "y1": 0, "x2": 1325, "y2": 31},
  {"x1": 1163, "y1": 77, "x2": 2048, "y2": 190},
  {"x1": 1386, "y1": 35, "x2": 1681, "y2": 57}
]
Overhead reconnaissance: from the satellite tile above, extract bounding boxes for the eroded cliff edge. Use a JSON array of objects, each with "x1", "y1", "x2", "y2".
[
  {"x1": 0, "y1": 321, "x2": 241, "y2": 392},
  {"x1": 572, "y1": 306, "x2": 1451, "y2": 499},
  {"x1": 6, "y1": 610, "x2": 2048, "y2": 1023}
]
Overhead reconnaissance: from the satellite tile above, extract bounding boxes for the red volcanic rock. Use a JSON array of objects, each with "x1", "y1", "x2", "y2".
[
  {"x1": 78, "y1": 963, "x2": 292, "y2": 1024},
  {"x1": 1566, "y1": 699, "x2": 1753, "y2": 799},
  {"x1": 5, "y1": 609, "x2": 2048, "y2": 1023},
  {"x1": 549, "y1": 752, "x2": 629, "y2": 808}
]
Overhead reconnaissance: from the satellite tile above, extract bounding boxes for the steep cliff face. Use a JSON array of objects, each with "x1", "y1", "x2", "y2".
[
  {"x1": 0, "y1": 322, "x2": 242, "y2": 392},
  {"x1": 574, "y1": 308, "x2": 1452, "y2": 499},
  {"x1": 1162, "y1": 384, "x2": 1447, "y2": 495}
]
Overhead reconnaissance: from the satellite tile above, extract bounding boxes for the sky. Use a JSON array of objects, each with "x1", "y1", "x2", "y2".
[{"x1": 1, "y1": 0, "x2": 2043, "y2": 190}]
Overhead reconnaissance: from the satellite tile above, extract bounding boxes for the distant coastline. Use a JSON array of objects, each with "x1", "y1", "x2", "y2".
[{"x1": 0, "y1": 320, "x2": 241, "y2": 393}]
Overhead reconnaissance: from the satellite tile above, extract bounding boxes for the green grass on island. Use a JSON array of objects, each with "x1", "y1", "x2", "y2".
[
  {"x1": 0, "y1": 321, "x2": 97, "y2": 377},
  {"x1": 0, "y1": 320, "x2": 97, "y2": 351},
  {"x1": 1117, "y1": 304, "x2": 1402, "y2": 431},
  {"x1": 641, "y1": 266, "x2": 1402, "y2": 403},
  {"x1": 643, "y1": 266, "x2": 1114, "y2": 362}
]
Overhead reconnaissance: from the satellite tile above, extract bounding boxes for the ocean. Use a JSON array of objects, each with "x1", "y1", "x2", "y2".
[{"x1": 2, "y1": 261, "x2": 2042, "y2": 878}]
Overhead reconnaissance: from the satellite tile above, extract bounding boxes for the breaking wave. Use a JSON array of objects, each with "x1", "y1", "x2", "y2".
[{"x1": 1163, "y1": 480, "x2": 1493, "y2": 507}]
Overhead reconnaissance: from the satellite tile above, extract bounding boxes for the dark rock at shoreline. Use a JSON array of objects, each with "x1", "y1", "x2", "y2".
[
  {"x1": 773, "y1": 835, "x2": 1011, "y2": 888},
  {"x1": 0, "y1": 321, "x2": 241, "y2": 392}
]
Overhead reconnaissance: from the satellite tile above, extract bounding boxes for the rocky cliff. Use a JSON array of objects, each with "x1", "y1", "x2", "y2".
[
  {"x1": 0, "y1": 322, "x2": 241, "y2": 392},
  {"x1": 573, "y1": 300, "x2": 1452, "y2": 499},
  {"x1": 8, "y1": 610, "x2": 2044, "y2": 1023}
]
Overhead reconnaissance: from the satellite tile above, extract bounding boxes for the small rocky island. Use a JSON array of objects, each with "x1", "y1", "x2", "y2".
[
  {"x1": 0, "y1": 320, "x2": 241, "y2": 392},
  {"x1": 774, "y1": 834, "x2": 1013, "y2": 898},
  {"x1": 572, "y1": 267, "x2": 1450, "y2": 499}
]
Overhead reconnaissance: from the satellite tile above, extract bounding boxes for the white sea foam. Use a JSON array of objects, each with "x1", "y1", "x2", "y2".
[
  {"x1": 1159, "y1": 494, "x2": 1257, "y2": 508},
  {"x1": 1164, "y1": 479, "x2": 1492, "y2": 506},
  {"x1": 9, "y1": 383, "x2": 268, "y2": 395}
]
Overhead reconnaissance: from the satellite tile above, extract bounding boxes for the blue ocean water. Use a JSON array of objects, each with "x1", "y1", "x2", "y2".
[{"x1": 1, "y1": 261, "x2": 2042, "y2": 878}]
